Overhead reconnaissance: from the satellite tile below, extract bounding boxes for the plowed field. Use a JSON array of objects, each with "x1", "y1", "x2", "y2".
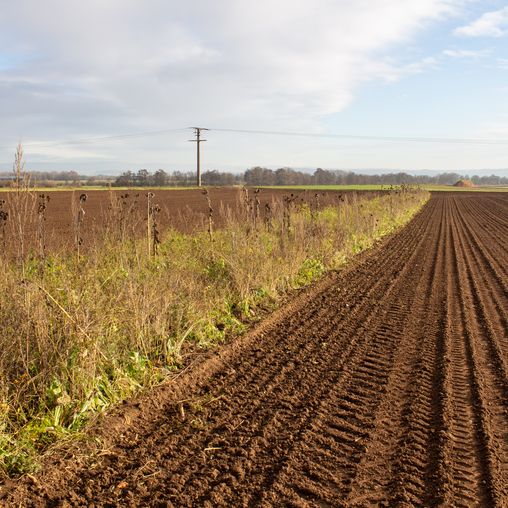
[
  {"x1": 1, "y1": 187, "x2": 378, "y2": 255},
  {"x1": 2, "y1": 192, "x2": 507, "y2": 507}
]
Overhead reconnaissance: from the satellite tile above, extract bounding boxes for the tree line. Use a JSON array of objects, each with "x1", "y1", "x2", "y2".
[
  {"x1": 1, "y1": 167, "x2": 507, "y2": 188},
  {"x1": 0, "y1": 170, "x2": 116, "y2": 187},
  {"x1": 112, "y1": 169, "x2": 242, "y2": 187},
  {"x1": 0, "y1": 170, "x2": 85, "y2": 187},
  {"x1": 112, "y1": 167, "x2": 508, "y2": 187}
]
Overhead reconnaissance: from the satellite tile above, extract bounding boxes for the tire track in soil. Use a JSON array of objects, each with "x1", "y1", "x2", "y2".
[
  {"x1": 452, "y1": 196, "x2": 508, "y2": 359},
  {"x1": 136, "y1": 199, "x2": 435, "y2": 507},
  {"x1": 459, "y1": 196, "x2": 508, "y2": 274},
  {"x1": 343, "y1": 196, "x2": 449, "y2": 507},
  {"x1": 264, "y1": 196, "x2": 448, "y2": 507},
  {"x1": 448, "y1": 197, "x2": 508, "y2": 503},
  {"x1": 439, "y1": 197, "x2": 495, "y2": 507},
  {"x1": 65, "y1": 198, "x2": 435, "y2": 507},
  {"x1": 450, "y1": 198, "x2": 508, "y2": 394},
  {"x1": 2, "y1": 193, "x2": 508, "y2": 507}
]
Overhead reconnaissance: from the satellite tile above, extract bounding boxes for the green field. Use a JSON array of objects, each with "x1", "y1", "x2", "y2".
[
  {"x1": 423, "y1": 184, "x2": 508, "y2": 192},
  {"x1": 1, "y1": 183, "x2": 508, "y2": 193},
  {"x1": 262, "y1": 184, "x2": 508, "y2": 192},
  {"x1": 1, "y1": 184, "x2": 389, "y2": 193},
  {"x1": 261, "y1": 184, "x2": 389, "y2": 191}
]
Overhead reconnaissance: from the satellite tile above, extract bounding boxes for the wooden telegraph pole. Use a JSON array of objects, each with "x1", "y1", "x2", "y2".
[{"x1": 189, "y1": 127, "x2": 209, "y2": 187}]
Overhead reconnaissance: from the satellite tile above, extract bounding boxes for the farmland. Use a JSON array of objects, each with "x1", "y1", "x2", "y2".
[
  {"x1": 2, "y1": 191, "x2": 507, "y2": 506},
  {"x1": 0, "y1": 184, "x2": 427, "y2": 483},
  {"x1": 264, "y1": 184, "x2": 508, "y2": 192},
  {"x1": 0, "y1": 187, "x2": 385, "y2": 256}
]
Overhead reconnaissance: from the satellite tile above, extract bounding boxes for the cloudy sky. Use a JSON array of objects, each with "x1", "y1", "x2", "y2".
[{"x1": 1, "y1": 0, "x2": 507, "y2": 174}]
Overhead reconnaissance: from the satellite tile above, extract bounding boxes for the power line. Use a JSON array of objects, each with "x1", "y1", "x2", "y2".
[
  {"x1": 209, "y1": 127, "x2": 508, "y2": 146},
  {"x1": 0, "y1": 128, "x2": 188, "y2": 150},
  {"x1": 1, "y1": 126, "x2": 507, "y2": 151}
]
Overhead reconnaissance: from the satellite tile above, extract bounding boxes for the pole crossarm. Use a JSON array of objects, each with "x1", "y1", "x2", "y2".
[{"x1": 189, "y1": 127, "x2": 209, "y2": 187}]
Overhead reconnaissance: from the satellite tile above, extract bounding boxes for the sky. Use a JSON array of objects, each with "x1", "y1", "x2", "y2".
[{"x1": 0, "y1": 0, "x2": 507, "y2": 175}]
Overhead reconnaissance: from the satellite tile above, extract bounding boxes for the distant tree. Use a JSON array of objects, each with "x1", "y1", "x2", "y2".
[
  {"x1": 153, "y1": 169, "x2": 168, "y2": 186},
  {"x1": 202, "y1": 170, "x2": 237, "y2": 186},
  {"x1": 275, "y1": 167, "x2": 304, "y2": 185},
  {"x1": 114, "y1": 170, "x2": 135, "y2": 186},
  {"x1": 245, "y1": 167, "x2": 275, "y2": 186},
  {"x1": 135, "y1": 169, "x2": 150, "y2": 186},
  {"x1": 170, "y1": 171, "x2": 195, "y2": 186},
  {"x1": 313, "y1": 168, "x2": 335, "y2": 184}
]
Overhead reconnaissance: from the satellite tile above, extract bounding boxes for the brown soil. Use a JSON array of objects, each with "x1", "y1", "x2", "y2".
[
  {"x1": 1, "y1": 192, "x2": 507, "y2": 507},
  {"x1": 1, "y1": 187, "x2": 378, "y2": 255}
]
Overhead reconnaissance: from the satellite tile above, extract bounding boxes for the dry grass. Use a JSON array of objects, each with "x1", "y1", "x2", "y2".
[{"x1": 0, "y1": 150, "x2": 429, "y2": 478}]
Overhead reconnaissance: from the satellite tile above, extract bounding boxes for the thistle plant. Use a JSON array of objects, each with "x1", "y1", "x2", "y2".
[
  {"x1": 253, "y1": 188, "x2": 260, "y2": 230},
  {"x1": 202, "y1": 188, "x2": 214, "y2": 241},
  {"x1": 0, "y1": 199, "x2": 7, "y2": 254},
  {"x1": 36, "y1": 194, "x2": 50, "y2": 259},
  {"x1": 146, "y1": 192, "x2": 161, "y2": 256},
  {"x1": 146, "y1": 192, "x2": 161, "y2": 257},
  {"x1": 72, "y1": 192, "x2": 88, "y2": 256},
  {"x1": 264, "y1": 202, "x2": 272, "y2": 231}
]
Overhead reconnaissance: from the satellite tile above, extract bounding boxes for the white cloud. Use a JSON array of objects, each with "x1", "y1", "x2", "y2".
[
  {"x1": 0, "y1": 0, "x2": 465, "y2": 169},
  {"x1": 24, "y1": 143, "x2": 112, "y2": 162},
  {"x1": 472, "y1": 116, "x2": 508, "y2": 139},
  {"x1": 443, "y1": 48, "x2": 490, "y2": 58},
  {"x1": 498, "y1": 58, "x2": 508, "y2": 69},
  {"x1": 454, "y1": 7, "x2": 508, "y2": 37}
]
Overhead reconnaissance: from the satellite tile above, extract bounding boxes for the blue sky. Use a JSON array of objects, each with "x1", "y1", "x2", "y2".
[{"x1": 0, "y1": 0, "x2": 507, "y2": 175}]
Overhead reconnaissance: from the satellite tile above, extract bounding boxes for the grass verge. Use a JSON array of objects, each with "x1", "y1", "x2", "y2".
[{"x1": 0, "y1": 186, "x2": 429, "y2": 478}]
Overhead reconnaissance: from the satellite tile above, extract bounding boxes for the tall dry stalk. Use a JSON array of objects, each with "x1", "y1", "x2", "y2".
[
  {"x1": 202, "y1": 189, "x2": 214, "y2": 240},
  {"x1": 264, "y1": 202, "x2": 273, "y2": 231},
  {"x1": 241, "y1": 186, "x2": 250, "y2": 221},
  {"x1": 252, "y1": 188, "x2": 261, "y2": 231},
  {"x1": 0, "y1": 199, "x2": 7, "y2": 254},
  {"x1": 8, "y1": 144, "x2": 35, "y2": 261},
  {"x1": 72, "y1": 193, "x2": 87, "y2": 257},
  {"x1": 146, "y1": 192, "x2": 161, "y2": 256},
  {"x1": 36, "y1": 194, "x2": 50, "y2": 259},
  {"x1": 105, "y1": 191, "x2": 141, "y2": 244}
]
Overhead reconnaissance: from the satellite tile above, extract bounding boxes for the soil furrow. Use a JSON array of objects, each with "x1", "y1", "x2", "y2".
[
  {"x1": 451, "y1": 198, "x2": 508, "y2": 394},
  {"x1": 344, "y1": 196, "x2": 448, "y2": 507},
  {"x1": 453, "y1": 197, "x2": 508, "y2": 358},
  {"x1": 182, "y1": 219, "x2": 433, "y2": 507},
  {"x1": 3, "y1": 193, "x2": 508, "y2": 507},
  {"x1": 448, "y1": 198, "x2": 508, "y2": 504},
  {"x1": 458, "y1": 197, "x2": 508, "y2": 280},
  {"x1": 29, "y1": 202, "x2": 434, "y2": 508}
]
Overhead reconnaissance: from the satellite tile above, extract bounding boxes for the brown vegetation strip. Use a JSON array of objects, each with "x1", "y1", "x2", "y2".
[{"x1": 1, "y1": 192, "x2": 507, "y2": 507}]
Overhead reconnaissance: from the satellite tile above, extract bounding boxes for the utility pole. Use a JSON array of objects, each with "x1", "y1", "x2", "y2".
[{"x1": 189, "y1": 127, "x2": 209, "y2": 187}]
